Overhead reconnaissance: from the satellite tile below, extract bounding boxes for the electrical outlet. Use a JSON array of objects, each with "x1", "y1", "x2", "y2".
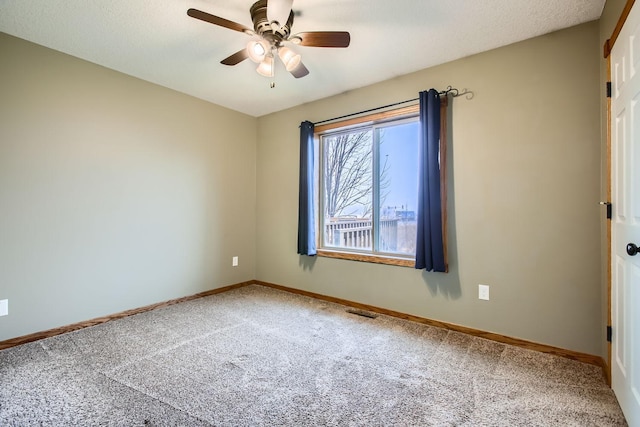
[
  {"x1": 232, "y1": 256, "x2": 239, "y2": 267},
  {"x1": 0, "y1": 299, "x2": 8, "y2": 316},
  {"x1": 478, "y1": 285, "x2": 490, "y2": 301}
]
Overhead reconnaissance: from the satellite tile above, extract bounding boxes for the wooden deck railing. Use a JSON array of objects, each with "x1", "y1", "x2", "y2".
[{"x1": 325, "y1": 219, "x2": 398, "y2": 251}]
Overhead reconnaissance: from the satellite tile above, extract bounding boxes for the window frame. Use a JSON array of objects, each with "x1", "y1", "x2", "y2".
[{"x1": 315, "y1": 105, "x2": 419, "y2": 267}]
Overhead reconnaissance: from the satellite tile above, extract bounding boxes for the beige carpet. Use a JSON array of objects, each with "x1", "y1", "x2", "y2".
[{"x1": 0, "y1": 285, "x2": 628, "y2": 426}]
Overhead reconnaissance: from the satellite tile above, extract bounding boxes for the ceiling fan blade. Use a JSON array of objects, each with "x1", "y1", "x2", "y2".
[
  {"x1": 187, "y1": 8, "x2": 251, "y2": 34},
  {"x1": 267, "y1": 0, "x2": 294, "y2": 27},
  {"x1": 221, "y1": 49, "x2": 249, "y2": 66},
  {"x1": 290, "y1": 61, "x2": 309, "y2": 79},
  {"x1": 293, "y1": 31, "x2": 350, "y2": 48}
]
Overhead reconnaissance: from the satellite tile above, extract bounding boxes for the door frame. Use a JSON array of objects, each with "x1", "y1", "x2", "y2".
[{"x1": 604, "y1": 0, "x2": 636, "y2": 386}]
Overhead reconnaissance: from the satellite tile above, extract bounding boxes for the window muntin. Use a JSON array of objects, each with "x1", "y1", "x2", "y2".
[{"x1": 319, "y1": 116, "x2": 419, "y2": 259}]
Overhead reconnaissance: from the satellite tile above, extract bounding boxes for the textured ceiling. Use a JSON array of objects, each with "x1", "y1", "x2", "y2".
[{"x1": 0, "y1": 0, "x2": 605, "y2": 117}]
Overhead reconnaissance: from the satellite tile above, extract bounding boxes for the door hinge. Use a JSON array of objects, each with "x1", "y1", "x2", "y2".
[
  {"x1": 606, "y1": 81, "x2": 612, "y2": 98},
  {"x1": 607, "y1": 325, "x2": 612, "y2": 342},
  {"x1": 600, "y1": 201, "x2": 612, "y2": 219}
]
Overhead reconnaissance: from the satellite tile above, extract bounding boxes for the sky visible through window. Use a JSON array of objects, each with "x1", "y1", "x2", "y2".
[{"x1": 379, "y1": 120, "x2": 420, "y2": 219}]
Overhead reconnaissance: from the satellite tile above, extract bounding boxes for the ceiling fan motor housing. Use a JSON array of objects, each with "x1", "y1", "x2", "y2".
[{"x1": 250, "y1": 0, "x2": 294, "y2": 46}]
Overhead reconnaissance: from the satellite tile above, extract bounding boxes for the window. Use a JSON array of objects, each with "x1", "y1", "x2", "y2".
[{"x1": 316, "y1": 106, "x2": 420, "y2": 267}]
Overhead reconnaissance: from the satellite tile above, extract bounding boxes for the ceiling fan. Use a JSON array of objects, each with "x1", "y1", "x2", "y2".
[{"x1": 187, "y1": 0, "x2": 350, "y2": 81}]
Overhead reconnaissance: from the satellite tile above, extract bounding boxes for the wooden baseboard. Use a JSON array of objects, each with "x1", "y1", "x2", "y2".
[
  {"x1": 0, "y1": 281, "x2": 253, "y2": 351},
  {"x1": 254, "y1": 280, "x2": 607, "y2": 370},
  {"x1": 0, "y1": 278, "x2": 607, "y2": 379}
]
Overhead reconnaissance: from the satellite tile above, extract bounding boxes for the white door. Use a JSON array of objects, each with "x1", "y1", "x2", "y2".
[{"x1": 611, "y1": 2, "x2": 640, "y2": 425}]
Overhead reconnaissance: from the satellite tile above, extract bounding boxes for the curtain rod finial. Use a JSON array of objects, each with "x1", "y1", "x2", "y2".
[{"x1": 439, "y1": 86, "x2": 474, "y2": 100}]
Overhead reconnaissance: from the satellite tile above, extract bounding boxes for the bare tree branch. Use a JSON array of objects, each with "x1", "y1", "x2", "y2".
[{"x1": 324, "y1": 131, "x2": 372, "y2": 218}]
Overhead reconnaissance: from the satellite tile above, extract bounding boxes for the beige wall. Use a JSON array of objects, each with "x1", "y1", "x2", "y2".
[
  {"x1": 256, "y1": 22, "x2": 602, "y2": 356},
  {"x1": 0, "y1": 33, "x2": 257, "y2": 341}
]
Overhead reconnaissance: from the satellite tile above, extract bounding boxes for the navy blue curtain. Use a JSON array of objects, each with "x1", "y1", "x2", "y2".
[
  {"x1": 297, "y1": 121, "x2": 317, "y2": 256},
  {"x1": 415, "y1": 89, "x2": 446, "y2": 272}
]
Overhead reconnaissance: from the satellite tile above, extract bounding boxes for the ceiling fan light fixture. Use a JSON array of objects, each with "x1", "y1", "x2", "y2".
[
  {"x1": 247, "y1": 39, "x2": 270, "y2": 63},
  {"x1": 256, "y1": 54, "x2": 275, "y2": 77},
  {"x1": 278, "y1": 46, "x2": 301, "y2": 72},
  {"x1": 186, "y1": 2, "x2": 351, "y2": 81}
]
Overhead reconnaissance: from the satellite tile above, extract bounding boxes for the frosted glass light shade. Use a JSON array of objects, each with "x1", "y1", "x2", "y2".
[
  {"x1": 256, "y1": 55, "x2": 274, "y2": 77},
  {"x1": 247, "y1": 40, "x2": 270, "y2": 63},
  {"x1": 278, "y1": 47, "x2": 301, "y2": 72}
]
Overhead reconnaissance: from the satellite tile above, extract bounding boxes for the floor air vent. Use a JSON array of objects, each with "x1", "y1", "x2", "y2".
[{"x1": 346, "y1": 309, "x2": 378, "y2": 319}]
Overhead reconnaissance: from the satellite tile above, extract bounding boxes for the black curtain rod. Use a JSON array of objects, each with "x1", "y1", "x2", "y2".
[
  {"x1": 313, "y1": 86, "x2": 469, "y2": 126},
  {"x1": 313, "y1": 98, "x2": 417, "y2": 126}
]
